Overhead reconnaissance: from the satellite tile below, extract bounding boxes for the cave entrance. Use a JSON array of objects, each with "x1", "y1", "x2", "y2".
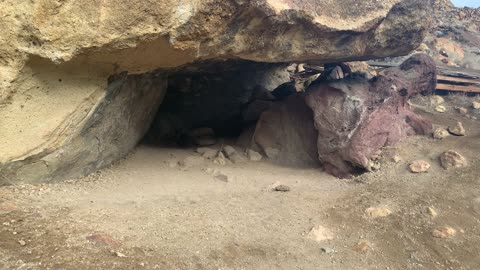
[{"x1": 133, "y1": 60, "x2": 322, "y2": 168}]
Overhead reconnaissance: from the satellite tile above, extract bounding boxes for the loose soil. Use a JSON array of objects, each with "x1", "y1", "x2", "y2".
[{"x1": 1, "y1": 95, "x2": 480, "y2": 270}]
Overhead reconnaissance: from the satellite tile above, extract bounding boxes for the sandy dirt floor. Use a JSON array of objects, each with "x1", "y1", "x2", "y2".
[{"x1": 1, "y1": 95, "x2": 480, "y2": 270}]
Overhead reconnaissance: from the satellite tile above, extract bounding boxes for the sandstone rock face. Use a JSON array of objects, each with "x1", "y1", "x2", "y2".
[{"x1": 0, "y1": 0, "x2": 433, "y2": 184}]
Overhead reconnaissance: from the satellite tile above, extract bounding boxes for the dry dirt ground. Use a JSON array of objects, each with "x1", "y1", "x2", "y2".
[{"x1": 1, "y1": 95, "x2": 480, "y2": 270}]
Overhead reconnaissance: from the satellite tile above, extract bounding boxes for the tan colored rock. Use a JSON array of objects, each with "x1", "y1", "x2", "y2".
[
  {"x1": 247, "y1": 149, "x2": 263, "y2": 162},
  {"x1": 0, "y1": 0, "x2": 435, "y2": 184},
  {"x1": 307, "y1": 225, "x2": 334, "y2": 242},
  {"x1": 440, "y1": 150, "x2": 467, "y2": 169},
  {"x1": 409, "y1": 160, "x2": 431, "y2": 173},
  {"x1": 448, "y1": 122, "x2": 466, "y2": 136},
  {"x1": 473, "y1": 102, "x2": 480, "y2": 110},
  {"x1": 432, "y1": 227, "x2": 456, "y2": 238},
  {"x1": 457, "y1": 107, "x2": 468, "y2": 115},
  {"x1": 426, "y1": 207, "x2": 438, "y2": 218},
  {"x1": 435, "y1": 105, "x2": 447, "y2": 113},
  {"x1": 366, "y1": 207, "x2": 392, "y2": 218},
  {"x1": 430, "y1": 95, "x2": 445, "y2": 106},
  {"x1": 353, "y1": 241, "x2": 371, "y2": 253},
  {"x1": 433, "y1": 127, "x2": 450, "y2": 140}
]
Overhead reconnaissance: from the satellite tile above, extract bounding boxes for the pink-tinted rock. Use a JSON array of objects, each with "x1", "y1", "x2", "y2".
[{"x1": 305, "y1": 54, "x2": 435, "y2": 178}]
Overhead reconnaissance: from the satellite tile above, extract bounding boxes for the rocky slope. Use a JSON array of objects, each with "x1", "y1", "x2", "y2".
[{"x1": 0, "y1": 0, "x2": 434, "y2": 184}]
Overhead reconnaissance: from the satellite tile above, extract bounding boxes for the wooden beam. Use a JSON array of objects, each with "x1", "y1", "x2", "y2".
[
  {"x1": 436, "y1": 83, "x2": 480, "y2": 93},
  {"x1": 437, "y1": 75, "x2": 480, "y2": 85}
]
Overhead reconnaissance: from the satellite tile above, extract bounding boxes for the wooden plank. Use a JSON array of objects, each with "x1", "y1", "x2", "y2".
[
  {"x1": 436, "y1": 83, "x2": 480, "y2": 93},
  {"x1": 437, "y1": 75, "x2": 480, "y2": 85}
]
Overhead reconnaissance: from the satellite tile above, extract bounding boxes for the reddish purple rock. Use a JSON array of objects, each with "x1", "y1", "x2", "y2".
[{"x1": 305, "y1": 54, "x2": 436, "y2": 178}]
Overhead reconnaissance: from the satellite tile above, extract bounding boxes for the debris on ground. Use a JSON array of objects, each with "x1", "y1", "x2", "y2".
[
  {"x1": 307, "y1": 225, "x2": 335, "y2": 242},
  {"x1": 440, "y1": 150, "x2": 468, "y2": 169},
  {"x1": 433, "y1": 127, "x2": 450, "y2": 140},
  {"x1": 273, "y1": 185, "x2": 291, "y2": 192},
  {"x1": 353, "y1": 241, "x2": 371, "y2": 254},
  {"x1": 409, "y1": 160, "x2": 431, "y2": 173},
  {"x1": 448, "y1": 122, "x2": 466, "y2": 136},
  {"x1": 246, "y1": 149, "x2": 263, "y2": 161},
  {"x1": 365, "y1": 207, "x2": 392, "y2": 218},
  {"x1": 432, "y1": 227, "x2": 456, "y2": 239}
]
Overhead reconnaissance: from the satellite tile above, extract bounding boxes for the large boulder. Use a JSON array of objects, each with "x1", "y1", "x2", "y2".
[
  {"x1": 305, "y1": 54, "x2": 436, "y2": 177},
  {"x1": 0, "y1": 0, "x2": 434, "y2": 184}
]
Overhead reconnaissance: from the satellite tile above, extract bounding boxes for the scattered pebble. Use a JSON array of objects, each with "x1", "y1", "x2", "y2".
[
  {"x1": 202, "y1": 149, "x2": 218, "y2": 160},
  {"x1": 432, "y1": 227, "x2": 456, "y2": 239},
  {"x1": 273, "y1": 185, "x2": 291, "y2": 192},
  {"x1": 214, "y1": 174, "x2": 230, "y2": 183},
  {"x1": 435, "y1": 105, "x2": 446, "y2": 113},
  {"x1": 365, "y1": 207, "x2": 392, "y2": 218},
  {"x1": 113, "y1": 251, "x2": 127, "y2": 258},
  {"x1": 353, "y1": 241, "x2": 370, "y2": 253},
  {"x1": 214, "y1": 152, "x2": 227, "y2": 166},
  {"x1": 307, "y1": 225, "x2": 334, "y2": 242},
  {"x1": 392, "y1": 155, "x2": 402, "y2": 163},
  {"x1": 246, "y1": 149, "x2": 263, "y2": 161},
  {"x1": 222, "y1": 146, "x2": 237, "y2": 158},
  {"x1": 321, "y1": 247, "x2": 336, "y2": 254},
  {"x1": 457, "y1": 107, "x2": 468, "y2": 115},
  {"x1": 448, "y1": 122, "x2": 466, "y2": 136},
  {"x1": 18, "y1": 240, "x2": 26, "y2": 246},
  {"x1": 472, "y1": 101, "x2": 480, "y2": 110},
  {"x1": 427, "y1": 207, "x2": 438, "y2": 218},
  {"x1": 440, "y1": 150, "x2": 467, "y2": 169},
  {"x1": 433, "y1": 127, "x2": 449, "y2": 140},
  {"x1": 179, "y1": 156, "x2": 205, "y2": 168},
  {"x1": 409, "y1": 160, "x2": 431, "y2": 173},
  {"x1": 87, "y1": 234, "x2": 122, "y2": 248}
]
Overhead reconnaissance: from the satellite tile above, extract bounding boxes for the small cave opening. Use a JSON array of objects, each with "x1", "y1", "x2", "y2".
[{"x1": 131, "y1": 59, "x2": 323, "y2": 169}]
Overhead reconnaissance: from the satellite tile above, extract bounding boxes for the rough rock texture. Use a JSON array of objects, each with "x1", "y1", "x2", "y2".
[
  {"x1": 0, "y1": 0, "x2": 433, "y2": 184},
  {"x1": 305, "y1": 54, "x2": 436, "y2": 178},
  {"x1": 1, "y1": 72, "x2": 167, "y2": 184},
  {"x1": 440, "y1": 150, "x2": 467, "y2": 170},
  {"x1": 254, "y1": 95, "x2": 319, "y2": 167}
]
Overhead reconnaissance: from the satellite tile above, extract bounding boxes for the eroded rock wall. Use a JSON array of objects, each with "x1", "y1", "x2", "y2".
[{"x1": 0, "y1": 0, "x2": 434, "y2": 184}]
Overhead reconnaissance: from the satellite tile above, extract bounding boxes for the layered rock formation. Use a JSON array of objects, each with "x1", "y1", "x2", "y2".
[{"x1": 0, "y1": 0, "x2": 434, "y2": 184}]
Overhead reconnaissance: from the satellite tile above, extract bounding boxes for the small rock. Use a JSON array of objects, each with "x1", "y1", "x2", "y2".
[
  {"x1": 448, "y1": 122, "x2": 465, "y2": 136},
  {"x1": 457, "y1": 107, "x2": 468, "y2": 115},
  {"x1": 365, "y1": 207, "x2": 392, "y2": 218},
  {"x1": 409, "y1": 160, "x2": 431, "y2": 173},
  {"x1": 427, "y1": 207, "x2": 438, "y2": 218},
  {"x1": 201, "y1": 149, "x2": 218, "y2": 160},
  {"x1": 307, "y1": 225, "x2": 334, "y2": 242},
  {"x1": 228, "y1": 154, "x2": 246, "y2": 164},
  {"x1": 87, "y1": 234, "x2": 122, "y2": 248},
  {"x1": 353, "y1": 241, "x2": 370, "y2": 253},
  {"x1": 214, "y1": 174, "x2": 230, "y2": 182},
  {"x1": 439, "y1": 150, "x2": 467, "y2": 170},
  {"x1": 214, "y1": 152, "x2": 227, "y2": 166},
  {"x1": 472, "y1": 101, "x2": 480, "y2": 110},
  {"x1": 321, "y1": 247, "x2": 336, "y2": 254},
  {"x1": 435, "y1": 105, "x2": 446, "y2": 113},
  {"x1": 179, "y1": 156, "x2": 205, "y2": 168},
  {"x1": 430, "y1": 95, "x2": 445, "y2": 106},
  {"x1": 246, "y1": 149, "x2": 263, "y2": 161},
  {"x1": 222, "y1": 146, "x2": 237, "y2": 158},
  {"x1": 433, "y1": 127, "x2": 449, "y2": 140},
  {"x1": 18, "y1": 240, "x2": 26, "y2": 246},
  {"x1": 432, "y1": 227, "x2": 456, "y2": 238},
  {"x1": 392, "y1": 155, "x2": 402, "y2": 163},
  {"x1": 113, "y1": 251, "x2": 127, "y2": 258},
  {"x1": 273, "y1": 185, "x2": 290, "y2": 192}
]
